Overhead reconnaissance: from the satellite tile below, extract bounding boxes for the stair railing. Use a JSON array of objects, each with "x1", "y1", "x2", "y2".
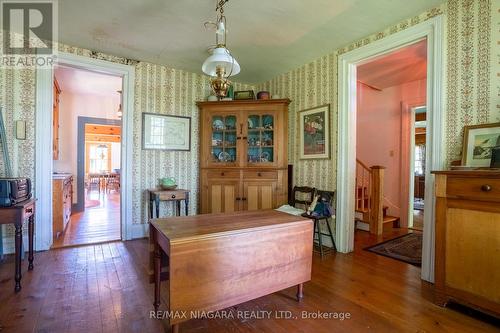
[{"x1": 356, "y1": 159, "x2": 385, "y2": 235}]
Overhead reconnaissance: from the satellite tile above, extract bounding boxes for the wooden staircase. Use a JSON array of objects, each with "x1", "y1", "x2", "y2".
[{"x1": 355, "y1": 159, "x2": 400, "y2": 235}]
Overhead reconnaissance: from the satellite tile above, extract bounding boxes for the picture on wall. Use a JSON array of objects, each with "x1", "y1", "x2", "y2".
[
  {"x1": 299, "y1": 104, "x2": 330, "y2": 159},
  {"x1": 462, "y1": 122, "x2": 500, "y2": 167},
  {"x1": 142, "y1": 113, "x2": 191, "y2": 151}
]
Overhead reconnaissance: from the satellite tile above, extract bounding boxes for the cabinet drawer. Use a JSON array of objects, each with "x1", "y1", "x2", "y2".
[
  {"x1": 243, "y1": 170, "x2": 278, "y2": 180},
  {"x1": 206, "y1": 170, "x2": 241, "y2": 179},
  {"x1": 157, "y1": 191, "x2": 187, "y2": 201},
  {"x1": 447, "y1": 177, "x2": 500, "y2": 201}
]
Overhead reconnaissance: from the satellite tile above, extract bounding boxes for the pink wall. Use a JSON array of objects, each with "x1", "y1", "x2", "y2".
[{"x1": 356, "y1": 79, "x2": 426, "y2": 217}]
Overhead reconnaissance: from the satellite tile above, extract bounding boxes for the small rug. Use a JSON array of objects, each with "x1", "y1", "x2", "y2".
[
  {"x1": 414, "y1": 198, "x2": 425, "y2": 210},
  {"x1": 364, "y1": 233, "x2": 422, "y2": 266}
]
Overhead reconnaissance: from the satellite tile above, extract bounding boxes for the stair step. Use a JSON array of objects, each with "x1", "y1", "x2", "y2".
[{"x1": 383, "y1": 215, "x2": 399, "y2": 223}]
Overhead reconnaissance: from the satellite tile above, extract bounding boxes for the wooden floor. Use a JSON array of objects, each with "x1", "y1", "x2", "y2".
[
  {"x1": 0, "y1": 229, "x2": 498, "y2": 332},
  {"x1": 52, "y1": 191, "x2": 121, "y2": 248}
]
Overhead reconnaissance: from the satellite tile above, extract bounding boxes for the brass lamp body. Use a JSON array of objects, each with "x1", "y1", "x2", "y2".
[{"x1": 210, "y1": 66, "x2": 231, "y2": 99}]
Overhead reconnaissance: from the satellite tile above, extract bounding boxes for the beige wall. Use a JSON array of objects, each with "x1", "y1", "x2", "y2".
[{"x1": 257, "y1": 0, "x2": 499, "y2": 192}]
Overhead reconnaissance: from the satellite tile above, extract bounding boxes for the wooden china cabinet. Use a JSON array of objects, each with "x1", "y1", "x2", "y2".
[{"x1": 197, "y1": 99, "x2": 290, "y2": 214}]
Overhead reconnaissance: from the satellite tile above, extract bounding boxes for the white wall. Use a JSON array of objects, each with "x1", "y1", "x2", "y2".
[{"x1": 53, "y1": 90, "x2": 121, "y2": 202}]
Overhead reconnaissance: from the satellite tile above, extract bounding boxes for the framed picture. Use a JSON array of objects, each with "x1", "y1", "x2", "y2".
[
  {"x1": 142, "y1": 113, "x2": 191, "y2": 151},
  {"x1": 461, "y1": 122, "x2": 500, "y2": 167},
  {"x1": 299, "y1": 104, "x2": 330, "y2": 159}
]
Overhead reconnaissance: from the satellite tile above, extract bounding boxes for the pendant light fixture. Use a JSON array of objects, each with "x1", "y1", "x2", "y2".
[{"x1": 202, "y1": 0, "x2": 240, "y2": 99}]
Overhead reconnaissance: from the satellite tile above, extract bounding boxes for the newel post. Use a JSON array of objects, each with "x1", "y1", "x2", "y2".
[{"x1": 370, "y1": 166, "x2": 385, "y2": 235}]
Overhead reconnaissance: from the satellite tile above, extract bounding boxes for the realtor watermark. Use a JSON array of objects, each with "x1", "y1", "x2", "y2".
[
  {"x1": 150, "y1": 310, "x2": 352, "y2": 321},
  {"x1": 0, "y1": 0, "x2": 57, "y2": 67}
]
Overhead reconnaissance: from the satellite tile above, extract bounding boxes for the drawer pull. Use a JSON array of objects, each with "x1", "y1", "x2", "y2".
[
  {"x1": 236, "y1": 197, "x2": 241, "y2": 201},
  {"x1": 257, "y1": 172, "x2": 262, "y2": 177},
  {"x1": 481, "y1": 184, "x2": 492, "y2": 192},
  {"x1": 171, "y1": 195, "x2": 176, "y2": 199},
  {"x1": 221, "y1": 172, "x2": 225, "y2": 176}
]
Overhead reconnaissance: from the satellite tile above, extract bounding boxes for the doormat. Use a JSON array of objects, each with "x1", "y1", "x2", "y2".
[{"x1": 364, "y1": 233, "x2": 422, "y2": 266}]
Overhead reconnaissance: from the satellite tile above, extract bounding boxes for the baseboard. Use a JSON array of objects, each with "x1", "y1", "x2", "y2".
[
  {"x1": 356, "y1": 220, "x2": 370, "y2": 231},
  {"x1": 131, "y1": 223, "x2": 149, "y2": 239},
  {"x1": 1, "y1": 235, "x2": 30, "y2": 255}
]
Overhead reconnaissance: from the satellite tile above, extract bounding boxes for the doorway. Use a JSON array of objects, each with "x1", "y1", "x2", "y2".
[
  {"x1": 51, "y1": 65, "x2": 123, "y2": 248},
  {"x1": 410, "y1": 106, "x2": 426, "y2": 231},
  {"x1": 336, "y1": 16, "x2": 445, "y2": 282}
]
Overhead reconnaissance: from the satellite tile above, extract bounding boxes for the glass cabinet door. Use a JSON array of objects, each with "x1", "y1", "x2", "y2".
[
  {"x1": 246, "y1": 113, "x2": 275, "y2": 165},
  {"x1": 210, "y1": 114, "x2": 238, "y2": 165}
]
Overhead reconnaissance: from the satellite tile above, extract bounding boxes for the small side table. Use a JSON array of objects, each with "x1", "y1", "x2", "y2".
[
  {"x1": 0, "y1": 198, "x2": 36, "y2": 292},
  {"x1": 148, "y1": 189, "x2": 189, "y2": 219}
]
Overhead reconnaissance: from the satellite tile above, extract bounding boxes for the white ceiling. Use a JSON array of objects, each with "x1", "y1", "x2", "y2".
[
  {"x1": 55, "y1": 66, "x2": 122, "y2": 97},
  {"x1": 58, "y1": 0, "x2": 444, "y2": 83},
  {"x1": 357, "y1": 39, "x2": 427, "y2": 89}
]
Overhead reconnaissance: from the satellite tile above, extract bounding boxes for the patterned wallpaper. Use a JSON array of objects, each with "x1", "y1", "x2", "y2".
[
  {"x1": 0, "y1": 0, "x2": 498, "y2": 239},
  {"x1": 257, "y1": 0, "x2": 498, "y2": 190}
]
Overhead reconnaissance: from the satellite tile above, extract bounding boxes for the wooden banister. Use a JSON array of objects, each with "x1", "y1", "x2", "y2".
[{"x1": 369, "y1": 166, "x2": 385, "y2": 235}]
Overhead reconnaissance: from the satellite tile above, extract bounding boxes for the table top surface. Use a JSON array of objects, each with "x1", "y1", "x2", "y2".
[
  {"x1": 0, "y1": 198, "x2": 36, "y2": 210},
  {"x1": 151, "y1": 210, "x2": 310, "y2": 243},
  {"x1": 148, "y1": 188, "x2": 189, "y2": 194}
]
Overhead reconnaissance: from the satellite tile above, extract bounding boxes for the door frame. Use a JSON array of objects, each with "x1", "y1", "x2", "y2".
[
  {"x1": 336, "y1": 15, "x2": 444, "y2": 282},
  {"x1": 76, "y1": 117, "x2": 122, "y2": 212},
  {"x1": 400, "y1": 98, "x2": 426, "y2": 228},
  {"x1": 35, "y1": 51, "x2": 135, "y2": 250}
]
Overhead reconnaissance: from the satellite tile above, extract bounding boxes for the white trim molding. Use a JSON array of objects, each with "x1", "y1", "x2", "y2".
[
  {"x1": 35, "y1": 51, "x2": 136, "y2": 250},
  {"x1": 336, "y1": 15, "x2": 445, "y2": 282}
]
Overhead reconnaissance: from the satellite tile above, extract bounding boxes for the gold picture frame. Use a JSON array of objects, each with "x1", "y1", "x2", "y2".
[
  {"x1": 461, "y1": 122, "x2": 500, "y2": 167},
  {"x1": 298, "y1": 104, "x2": 330, "y2": 160}
]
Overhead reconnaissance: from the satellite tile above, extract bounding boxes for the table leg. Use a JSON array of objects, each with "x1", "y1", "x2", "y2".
[
  {"x1": 296, "y1": 283, "x2": 304, "y2": 302},
  {"x1": 153, "y1": 236, "x2": 162, "y2": 311},
  {"x1": 155, "y1": 195, "x2": 160, "y2": 219},
  {"x1": 172, "y1": 324, "x2": 179, "y2": 333},
  {"x1": 14, "y1": 224, "x2": 22, "y2": 292},
  {"x1": 176, "y1": 201, "x2": 181, "y2": 217},
  {"x1": 185, "y1": 193, "x2": 189, "y2": 216},
  {"x1": 28, "y1": 214, "x2": 34, "y2": 270}
]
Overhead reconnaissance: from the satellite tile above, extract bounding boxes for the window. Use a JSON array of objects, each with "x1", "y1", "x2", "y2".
[
  {"x1": 415, "y1": 144, "x2": 426, "y2": 176},
  {"x1": 87, "y1": 143, "x2": 111, "y2": 173}
]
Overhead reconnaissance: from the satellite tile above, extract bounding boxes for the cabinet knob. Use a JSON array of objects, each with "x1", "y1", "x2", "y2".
[
  {"x1": 257, "y1": 172, "x2": 262, "y2": 177},
  {"x1": 171, "y1": 195, "x2": 176, "y2": 199},
  {"x1": 221, "y1": 172, "x2": 225, "y2": 176},
  {"x1": 481, "y1": 184, "x2": 492, "y2": 192}
]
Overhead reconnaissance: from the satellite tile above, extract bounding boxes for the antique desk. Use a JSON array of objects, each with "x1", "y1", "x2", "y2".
[
  {"x1": 148, "y1": 188, "x2": 190, "y2": 218},
  {"x1": 149, "y1": 210, "x2": 313, "y2": 332},
  {"x1": 0, "y1": 198, "x2": 36, "y2": 292}
]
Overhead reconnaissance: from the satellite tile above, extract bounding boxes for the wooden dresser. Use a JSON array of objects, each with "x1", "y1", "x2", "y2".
[
  {"x1": 53, "y1": 174, "x2": 73, "y2": 239},
  {"x1": 197, "y1": 99, "x2": 290, "y2": 214},
  {"x1": 433, "y1": 170, "x2": 500, "y2": 317}
]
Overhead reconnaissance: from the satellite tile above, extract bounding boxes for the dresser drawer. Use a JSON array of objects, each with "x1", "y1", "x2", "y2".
[
  {"x1": 206, "y1": 170, "x2": 241, "y2": 179},
  {"x1": 447, "y1": 177, "x2": 500, "y2": 202},
  {"x1": 156, "y1": 191, "x2": 187, "y2": 201},
  {"x1": 243, "y1": 170, "x2": 278, "y2": 180}
]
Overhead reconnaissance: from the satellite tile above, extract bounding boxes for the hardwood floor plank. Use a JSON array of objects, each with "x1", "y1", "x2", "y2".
[{"x1": 0, "y1": 229, "x2": 497, "y2": 333}]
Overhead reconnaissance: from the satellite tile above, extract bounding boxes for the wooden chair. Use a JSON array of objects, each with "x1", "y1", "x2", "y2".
[
  {"x1": 289, "y1": 186, "x2": 316, "y2": 211},
  {"x1": 86, "y1": 173, "x2": 101, "y2": 195},
  {"x1": 106, "y1": 173, "x2": 120, "y2": 193},
  {"x1": 310, "y1": 190, "x2": 337, "y2": 257}
]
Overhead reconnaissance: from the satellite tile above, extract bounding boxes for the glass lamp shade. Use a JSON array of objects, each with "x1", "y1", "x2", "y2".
[{"x1": 202, "y1": 47, "x2": 240, "y2": 77}]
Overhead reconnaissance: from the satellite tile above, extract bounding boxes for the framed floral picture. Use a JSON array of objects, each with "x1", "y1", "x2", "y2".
[
  {"x1": 299, "y1": 104, "x2": 330, "y2": 159},
  {"x1": 461, "y1": 122, "x2": 500, "y2": 167}
]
